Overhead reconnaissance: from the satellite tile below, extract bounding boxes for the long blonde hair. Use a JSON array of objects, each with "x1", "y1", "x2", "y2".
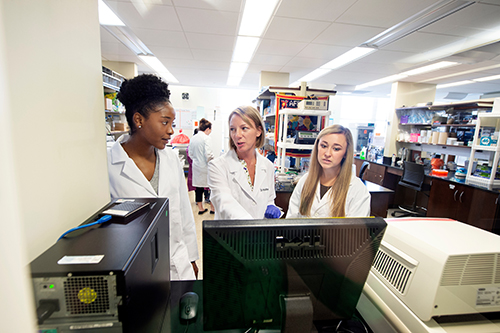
[{"x1": 299, "y1": 125, "x2": 354, "y2": 217}]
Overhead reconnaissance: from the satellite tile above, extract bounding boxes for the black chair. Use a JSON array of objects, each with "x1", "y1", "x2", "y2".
[
  {"x1": 359, "y1": 161, "x2": 370, "y2": 180},
  {"x1": 391, "y1": 161, "x2": 426, "y2": 217}
]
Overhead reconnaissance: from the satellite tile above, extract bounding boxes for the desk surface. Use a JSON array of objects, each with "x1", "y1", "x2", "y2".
[
  {"x1": 167, "y1": 280, "x2": 371, "y2": 333},
  {"x1": 364, "y1": 180, "x2": 394, "y2": 194}
]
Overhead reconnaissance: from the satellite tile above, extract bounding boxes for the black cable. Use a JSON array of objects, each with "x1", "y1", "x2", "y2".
[{"x1": 36, "y1": 300, "x2": 59, "y2": 325}]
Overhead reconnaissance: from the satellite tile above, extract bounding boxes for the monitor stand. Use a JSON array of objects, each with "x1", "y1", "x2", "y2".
[{"x1": 281, "y1": 294, "x2": 313, "y2": 333}]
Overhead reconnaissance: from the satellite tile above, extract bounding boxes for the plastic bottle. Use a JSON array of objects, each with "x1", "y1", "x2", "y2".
[
  {"x1": 391, "y1": 154, "x2": 396, "y2": 166},
  {"x1": 360, "y1": 147, "x2": 367, "y2": 160}
]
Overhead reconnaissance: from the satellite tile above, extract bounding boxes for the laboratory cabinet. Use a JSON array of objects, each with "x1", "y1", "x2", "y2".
[{"x1": 427, "y1": 178, "x2": 499, "y2": 232}]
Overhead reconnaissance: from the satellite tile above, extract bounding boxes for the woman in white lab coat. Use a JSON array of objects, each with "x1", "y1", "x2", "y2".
[
  {"x1": 286, "y1": 125, "x2": 370, "y2": 218},
  {"x1": 107, "y1": 74, "x2": 199, "y2": 280},
  {"x1": 208, "y1": 106, "x2": 281, "y2": 220},
  {"x1": 188, "y1": 118, "x2": 215, "y2": 214}
]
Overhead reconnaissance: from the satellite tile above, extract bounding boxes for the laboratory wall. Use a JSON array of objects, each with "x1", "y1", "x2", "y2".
[
  {"x1": 0, "y1": 2, "x2": 37, "y2": 331},
  {"x1": 2, "y1": 0, "x2": 110, "y2": 265},
  {"x1": 169, "y1": 85, "x2": 258, "y2": 155}
]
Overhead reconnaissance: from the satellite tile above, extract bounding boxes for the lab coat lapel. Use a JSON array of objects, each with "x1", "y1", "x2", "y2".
[
  {"x1": 227, "y1": 150, "x2": 255, "y2": 202},
  {"x1": 111, "y1": 141, "x2": 157, "y2": 196},
  {"x1": 252, "y1": 155, "x2": 268, "y2": 197}
]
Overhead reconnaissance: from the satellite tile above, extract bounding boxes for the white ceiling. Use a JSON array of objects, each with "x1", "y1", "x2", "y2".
[{"x1": 101, "y1": 0, "x2": 500, "y2": 101}]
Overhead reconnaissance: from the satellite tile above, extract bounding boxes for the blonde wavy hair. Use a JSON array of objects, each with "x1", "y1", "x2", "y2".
[
  {"x1": 228, "y1": 106, "x2": 265, "y2": 151},
  {"x1": 299, "y1": 124, "x2": 354, "y2": 217}
]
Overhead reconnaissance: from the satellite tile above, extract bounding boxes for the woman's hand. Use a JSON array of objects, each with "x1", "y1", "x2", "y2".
[
  {"x1": 191, "y1": 261, "x2": 199, "y2": 279},
  {"x1": 265, "y1": 205, "x2": 281, "y2": 219}
]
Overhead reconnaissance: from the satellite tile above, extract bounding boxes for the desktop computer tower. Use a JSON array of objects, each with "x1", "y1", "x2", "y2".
[{"x1": 30, "y1": 198, "x2": 170, "y2": 333}]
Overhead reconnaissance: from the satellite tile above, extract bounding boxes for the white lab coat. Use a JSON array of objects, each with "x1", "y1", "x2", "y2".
[
  {"x1": 107, "y1": 134, "x2": 199, "y2": 280},
  {"x1": 286, "y1": 172, "x2": 371, "y2": 218},
  {"x1": 208, "y1": 149, "x2": 276, "y2": 220},
  {"x1": 188, "y1": 132, "x2": 214, "y2": 188}
]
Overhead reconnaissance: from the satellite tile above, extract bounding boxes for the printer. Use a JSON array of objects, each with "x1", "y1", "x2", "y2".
[{"x1": 357, "y1": 218, "x2": 500, "y2": 332}]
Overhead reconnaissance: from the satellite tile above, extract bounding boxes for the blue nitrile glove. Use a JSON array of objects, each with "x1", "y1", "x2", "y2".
[{"x1": 265, "y1": 205, "x2": 281, "y2": 219}]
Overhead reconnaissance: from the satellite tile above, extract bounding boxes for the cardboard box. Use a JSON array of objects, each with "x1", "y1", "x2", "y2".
[{"x1": 114, "y1": 122, "x2": 126, "y2": 131}]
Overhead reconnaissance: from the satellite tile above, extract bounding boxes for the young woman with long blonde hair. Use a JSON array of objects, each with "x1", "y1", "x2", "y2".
[{"x1": 286, "y1": 124, "x2": 370, "y2": 218}]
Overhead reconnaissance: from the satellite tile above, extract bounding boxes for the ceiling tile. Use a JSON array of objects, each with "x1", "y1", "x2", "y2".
[
  {"x1": 247, "y1": 63, "x2": 287, "y2": 73},
  {"x1": 295, "y1": 44, "x2": 351, "y2": 60},
  {"x1": 265, "y1": 17, "x2": 331, "y2": 42},
  {"x1": 251, "y1": 54, "x2": 293, "y2": 66},
  {"x1": 276, "y1": 0, "x2": 356, "y2": 22},
  {"x1": 336, "y1": 0, "x2": 439, "y2": 28},
  {"x1": 133, "y1": 28, "x2": 189, "y2": 47},
  {"x1": 360, "y1": 49, "x2": 414, "y2": 64},
  {"x1": 100, "y1": 26, "x2": 118, "y2": 43},
  {"x1": 313, "y1": 23, "x2": 384, "y2": 47},
  {"x1": 148, "y1": 45, "x2": 194, "y2": 59},
  {"x1": 172, "y1": 0, "x2": 241, "y2": 12},
  {"x1": 106, "y1": 1, "x2": 182, "y2": 30},
  {"x1": 285, "y1": 57, "x2": 328, "y2": 68},
  {"x1": 185, "y1": 33, "x2": 235, "y2": 51},
  {"x1": 420, "y1": 2, "x2": 500, "y2": 36},
  {"x1": 176, "y1": 7, "x2": 238, "y2": 35},
  {"x1": 191, "y1": 48, "x2": 233, "y2": 61},
  {"x1": 257, "y1": 39, "x2": 308, "y2": 56},
  {"x1": 382, "y1": 31, "x2": 464, "y2": 54}
]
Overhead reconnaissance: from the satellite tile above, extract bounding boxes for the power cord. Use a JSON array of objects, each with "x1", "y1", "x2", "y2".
[{"x1": 57, "y1": 215, "x2": 112, "y2": 241}]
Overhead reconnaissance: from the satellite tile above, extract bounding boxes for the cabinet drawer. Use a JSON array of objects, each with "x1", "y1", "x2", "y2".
[{"x1": 364, "y1": 170, "x2": 384, "y2": 185}]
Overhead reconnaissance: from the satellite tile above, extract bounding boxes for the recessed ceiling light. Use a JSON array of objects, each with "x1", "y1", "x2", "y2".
[
  {"x1": 356, "y1": 74, "x2": 408, "y2": 90},
  {"x1": 98, "y1": 0, "x2": 125, "y2": 26},
  {"x1": 400, "y1": 61, "x2": 459, "y2": 76},
  {"x1": 239, "y1": 0, "x2": 279, "y2": 37},
  {"x1": 436, "y1": 80, "x2": 474, "y2": 89},
  {"x1": 139, "y1": 56, "x2": 178, "y2": 83},
  {"x1": 474, "y1": 74, "x2": 500, "y2": 82},
  {"x1": 320, "y1": 47, "x2": 376, "y2": 70}
]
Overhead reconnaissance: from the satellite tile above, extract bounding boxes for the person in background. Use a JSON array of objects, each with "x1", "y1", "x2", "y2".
[
  {"x1": 286, "y1": 124, "x2": 370, "y2": 218},
  {"x1": 107, "y1": 74, "x2": 199, "y2": 280},
  {"x1": 185, "y1": 128, "x2": 198, "y2": 193},
  {"x1": 188, "y1": 118, "x2": 215, "y2": 214},
  {"x1": 208, "y1": 106, "x2": 281, "y2": 220}
]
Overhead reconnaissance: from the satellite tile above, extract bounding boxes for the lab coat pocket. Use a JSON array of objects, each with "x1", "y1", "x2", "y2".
[{"x1": 170, "y1": 242, "x2": 195, "y2": 281}]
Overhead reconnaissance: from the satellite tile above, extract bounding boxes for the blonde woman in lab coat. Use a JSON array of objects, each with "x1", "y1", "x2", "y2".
[
  {"x1": 286, "y1": 125, "x2": 370, "y2": 218},
  {"x1": 107, "y1": 74, "x2": 199, "y2": 280},
  {"x1": 208, "y1": 106, "x2": 281, "y2": 220},
  {"x1": 188, "y1": 118, "x2": 215, "y2": 214}
]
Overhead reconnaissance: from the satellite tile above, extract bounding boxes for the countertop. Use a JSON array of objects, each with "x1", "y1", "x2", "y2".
[{"x1": 355, "y1": 157, "x2": 500, "y2": 194}]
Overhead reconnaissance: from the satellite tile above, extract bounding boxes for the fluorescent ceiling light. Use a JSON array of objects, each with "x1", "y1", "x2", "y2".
[
  {"x1": 139, "y1": 56, "x2": 178, "y2": 83},
  {"x1": 436, "y1": 80, "x2": 474, "y2": 89},
  {"x1": 321, "y1": 47, "x2": 376, "y2": 70},
  {"x1": 421, "y1": 64, "x2": 500, "y2": 83},
  {"x1": 228, "y1": 62, "x2": 249, "y2": 78},
  {"x1": 474, "y1": 74, "x2": 500, "y2": 82},
  {"x1": 227, "y1": 76, "x2": 243, "y2": 86},
  {"x1": 297, "y1": 68, "x2": 332, "y2": 83},
  {"x1": 232, "y1": 36, "x2": 260, "y2": 63},
  {"x1": 239, "y1": 0, "x2": 280, "y2": 37},
  {"x1": 356, "y1": 74, "x2": 408, "y2": 90},
  {"x1": 98, "y1": 0, "x2": 125, "y2": 26},
  {"x1": 400, "y1": 61, "x2": 459, "y2": 76},
  {"x1": 362, "y1": 0, "x2": 474, "y2": 49}
]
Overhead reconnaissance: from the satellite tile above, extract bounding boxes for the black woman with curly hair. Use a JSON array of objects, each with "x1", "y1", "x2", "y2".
[{"x1": 107, "y1": 74, "x2": 199, "y2": 280}]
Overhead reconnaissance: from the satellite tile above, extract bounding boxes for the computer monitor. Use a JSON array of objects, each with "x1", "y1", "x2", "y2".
[{"x1": 203, "y1": 217, "x2": 387, "y2": 332}]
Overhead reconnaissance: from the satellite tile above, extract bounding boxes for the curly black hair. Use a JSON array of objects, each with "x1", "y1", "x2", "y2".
[{"x1": 117, "y1": 74, "x2": 171, "y2": 134}]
